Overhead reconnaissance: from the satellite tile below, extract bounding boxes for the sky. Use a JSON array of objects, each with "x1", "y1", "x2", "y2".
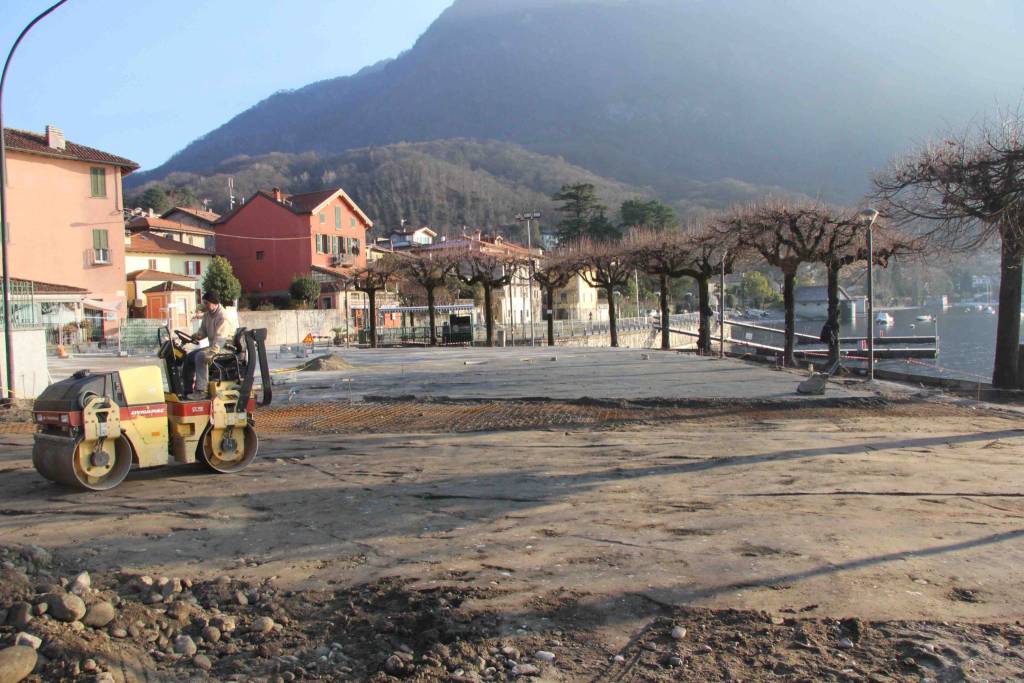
[{"x1": 1, "y1": 0, "x2": 453, "y2": 171}]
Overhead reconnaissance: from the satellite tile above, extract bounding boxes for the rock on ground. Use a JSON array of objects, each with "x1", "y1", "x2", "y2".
[
  {"x1": 0, "y1": 646, "x2": 38, "y2": 683},
  {"x1": 82, "y1": 601, "x2": 116, "y2": 628},
  {"x1": 45, "y1": 593, "x2": 86, "y2": 622}
]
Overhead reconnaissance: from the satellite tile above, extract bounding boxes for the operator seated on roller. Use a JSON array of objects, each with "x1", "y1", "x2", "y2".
[{"x1": 182, "y1": 291, "x2": 236, "y2": 401}]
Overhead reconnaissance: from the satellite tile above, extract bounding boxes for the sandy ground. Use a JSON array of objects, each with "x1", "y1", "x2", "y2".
[{"x1": 5, "y1": 350, "x2": 1024, "y2": 680}]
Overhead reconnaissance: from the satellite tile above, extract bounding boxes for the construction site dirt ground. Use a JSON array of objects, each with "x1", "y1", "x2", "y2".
[{"x1": 4, "y1": 350, "x2": 1024, "y2": 681}]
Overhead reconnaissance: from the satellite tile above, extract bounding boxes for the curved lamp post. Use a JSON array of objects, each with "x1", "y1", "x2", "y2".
[
  {"x1": 1, "y1": 0, "x2": 70, "y2": 401},
  {"x1": 859, "y1": 207, "x2": 880, "y2": 381}
]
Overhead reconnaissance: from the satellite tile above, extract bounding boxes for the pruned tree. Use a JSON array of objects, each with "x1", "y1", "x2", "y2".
[
  {"x1": 454, "y1": 247, "x2": 527, "y2": 347},
  {"x1": 398, "y1": 249, "x2": 458, "y2": 346},
  {"x1": 347, "y1": 256, "x2": 402, "y2": 348},
  {"x1": 872, "y1": 112, "x2": 1024, "y2": 388},
  {"x1": 718, "y1": 201, "x2": 834, "y2": 366},
  {"x1": 626, "y1": 229, "x2": 693, "y2": 350},
  {"x1": 573, "y1": 239, "x2": 634, "y2": 347},
  {"x1": 818, "y1": 215, "x2": 921, "y2": 364},
  {"x1": 680, "y1": 224, "x2": 737, "y2": 355},
  {"x1": 532, "y1": 249, "x2": 580, "y2": 346}
]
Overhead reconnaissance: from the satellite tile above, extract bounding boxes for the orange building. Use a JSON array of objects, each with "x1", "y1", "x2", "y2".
[
  {"x1": 214, "y1": 187, "x2": 373, "y2": 308},
  {"x1": 3, "y1": 126, "x2": 138, "y2": 336}
]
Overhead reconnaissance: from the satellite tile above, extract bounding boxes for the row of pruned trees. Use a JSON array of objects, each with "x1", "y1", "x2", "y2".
[
  {"x1": 343, "y1": 245, "x2": 534, "y2": 349},
  {"x1": 343, "y1": 200, "x2": 911, "y2": 363},
  {"x1": 535, "y1": 200, "x2": 915, "y2": 368}
]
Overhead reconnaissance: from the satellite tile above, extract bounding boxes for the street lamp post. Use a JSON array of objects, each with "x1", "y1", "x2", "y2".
[
  {"x1": 720, "y1": 250, "x2": 727, "y2": 359},
  {"x1": 859, "y1": 208, "x2": 880, "y2": 381},
  {"x1": 0, "y1": 0, "x2": 70, "y2": 401},
  {"x1": 515, "y1": 212, "x2": 540, "y2": 345}
]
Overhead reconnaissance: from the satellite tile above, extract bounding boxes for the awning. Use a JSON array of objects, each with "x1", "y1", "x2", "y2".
[{"x1": 82, "y1": 298, "x2": 120, "y2": 312}]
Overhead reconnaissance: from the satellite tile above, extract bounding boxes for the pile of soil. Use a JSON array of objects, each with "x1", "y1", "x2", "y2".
[
  {"x1": 3, "y1": 544, "x2": 1024, "y2": 682},
  {"x1": 298, "y1": 354, "x2": 354, "y2": 372}
]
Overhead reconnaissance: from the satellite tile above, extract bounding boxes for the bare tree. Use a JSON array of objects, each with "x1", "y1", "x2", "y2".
[
  {"x1": 678, "y1": 224, "x2": 738, "y2": 355},
  {"x1": 626, "y1": 229, "x2": 693, "y2": 350},
  {"x1": 398, "y1": 249, "x2": 458, "y2": 347},
  {"x1": 454, "y1": 246, "x2": 527, "y2": 347},
  {"x1": 872, "y1": 113, "x2": 1024, "y2": 388},
  {"x1": 347, "y1": 255, "x2": 402, "y2": 349},
  {"x1": 718, "y1": 201, "x2": 836, "y2": 366},
  {"x1": 573, "y1": 240, "x2": 634, "y2": 347},
  {"x1": 819, "y1": 218, "x2": 921, "y2": 364},
  {"x1": 532, "y1": 249, "x2": 579, "y2": 347}
]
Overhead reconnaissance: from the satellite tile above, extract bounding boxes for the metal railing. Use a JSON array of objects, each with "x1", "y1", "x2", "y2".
[{"x1": 355, "y1": 313, "x2": 702, "y2": 347}]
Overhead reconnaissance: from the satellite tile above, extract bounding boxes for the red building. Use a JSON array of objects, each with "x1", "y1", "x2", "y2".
[{"x1": 214, "y1": 187, "x2": 373, "y2": 307}]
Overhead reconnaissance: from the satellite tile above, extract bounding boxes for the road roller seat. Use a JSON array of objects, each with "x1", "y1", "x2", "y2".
[{"x1": 209, "y1": 327, "x2": 248, "y2": 383}]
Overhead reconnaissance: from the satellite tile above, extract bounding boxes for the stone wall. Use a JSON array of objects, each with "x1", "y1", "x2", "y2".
[
  {"x1": 237, "y1": 310, "x2": 348, "y2": 347},
  {"x1": 554, "y1": 320, "x2": 726, "y2": 350}
]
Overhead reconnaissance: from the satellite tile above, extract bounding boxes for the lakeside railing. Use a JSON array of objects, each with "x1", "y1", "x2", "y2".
[{"x1": 358, "y1": 313, "x2": 702, "y2": 346}]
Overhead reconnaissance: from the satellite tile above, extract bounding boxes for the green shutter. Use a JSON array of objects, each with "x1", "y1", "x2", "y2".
[
  {"x1": 335, "y1": 207, "x2": 341, "y2": 229},
  {"x1": 92, "y1": 229, "x2": 108, "y2": 249},
  {"x1": 319, "y1": 212, "x2": 325, "y2": 224},
  {"x1": 90, "y1": 168, "x2": 106, "y2": 197},
  {"x1": 350, "y1": 216, "x2": 356, "y2": 228}
]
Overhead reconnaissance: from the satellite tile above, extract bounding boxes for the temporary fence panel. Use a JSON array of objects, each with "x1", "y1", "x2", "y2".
[{"x1": 120, "y1": 319, "x2": 167, "y2": 354}]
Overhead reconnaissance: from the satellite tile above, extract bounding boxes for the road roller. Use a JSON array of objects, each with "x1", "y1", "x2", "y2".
[{"x1": 32, "y1": 327, "x2": 272, "y2": 491}]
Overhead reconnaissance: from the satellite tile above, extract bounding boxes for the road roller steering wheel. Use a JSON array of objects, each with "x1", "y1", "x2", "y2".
[{"x1": 175, "y1": 329, "x2": 199, "y2": 346}]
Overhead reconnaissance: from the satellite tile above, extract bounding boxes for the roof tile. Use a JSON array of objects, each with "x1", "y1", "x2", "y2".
[{"x1": 4, "y1": 128, "x2": 138, "y2": 172}]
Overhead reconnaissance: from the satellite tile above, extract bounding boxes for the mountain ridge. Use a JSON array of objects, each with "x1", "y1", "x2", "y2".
[{"x1": 131, "y1": 0, "x2": 1024, "y2": 205}]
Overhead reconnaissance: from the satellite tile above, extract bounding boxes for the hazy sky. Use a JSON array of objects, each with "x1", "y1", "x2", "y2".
[{"x1": 1, "y1": 0, "x2": 453, "y2": 170}]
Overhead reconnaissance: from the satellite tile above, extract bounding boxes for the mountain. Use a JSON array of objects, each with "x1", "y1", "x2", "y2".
[
  {"x1": 132, "y1": 0, "x2": 1024, "y2": 204},
  {"x1": 132, "y1": 139, "x2": 796, "y2": 235}
]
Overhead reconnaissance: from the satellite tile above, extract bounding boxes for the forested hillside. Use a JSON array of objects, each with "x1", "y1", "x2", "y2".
[{"x1": 128, "y1": 139, "x2": 788, "y2": 233}]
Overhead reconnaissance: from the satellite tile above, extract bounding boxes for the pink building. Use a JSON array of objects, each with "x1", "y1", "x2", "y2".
[
  {"x1": 3, "y1": 126, "x2": 138, "y2": 336},
  {"x1": 214, "y1": 187, "x2": 373, "y2": 308}
]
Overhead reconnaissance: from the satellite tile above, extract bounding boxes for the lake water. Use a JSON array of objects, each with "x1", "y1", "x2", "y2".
[{"x1": 748, "y1": 307, "x2": 1009, "y2": 383}]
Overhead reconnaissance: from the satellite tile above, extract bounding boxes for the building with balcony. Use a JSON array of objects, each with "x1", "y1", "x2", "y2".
[
  {"x1": 213, "y1": 187, "x2": 372, "y2": 307},
  {"x1": 2, "y1": 125, "x2": 138, "y2": 336}
]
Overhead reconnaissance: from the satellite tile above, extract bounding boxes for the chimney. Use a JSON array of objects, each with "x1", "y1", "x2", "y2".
[
  {"x1": 148, "y1": 208, "x2": 154, "y2": 218},
  {"x1": 45, "y1": 125, "x2": 65, "y2": 151},
  {"x1": 272, "y1": 187, "x2": 282, "y2": 202}
]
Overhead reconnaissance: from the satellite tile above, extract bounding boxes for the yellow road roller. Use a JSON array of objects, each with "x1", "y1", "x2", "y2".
[{"x1": 32, "y1": 327, "x2": 272, "y2": 491}]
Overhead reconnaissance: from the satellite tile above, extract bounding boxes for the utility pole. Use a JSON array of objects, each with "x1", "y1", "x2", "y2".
[
  {"x1": 515, "y1": 212, "x2": 540, "y2": 345},
  {"x1": 1, "y1": 0, "x2": 71, "y2": 401}
]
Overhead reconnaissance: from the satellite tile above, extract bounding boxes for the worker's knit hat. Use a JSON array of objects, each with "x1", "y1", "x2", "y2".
[{"x1": 202, "y1": 291, "x2": 220, "y2": 305}]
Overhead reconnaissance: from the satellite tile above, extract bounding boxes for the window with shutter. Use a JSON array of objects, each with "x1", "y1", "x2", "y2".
[
  {"x1": 90, "y1": 168, "x2": 106, "y2": 197},
  {"x1": 350, "y1": 216, "x2": 357, "y2": 228},
  {"x1": 319, "y1": 212, "x2": 326, "y2": 224},
  {"x1": 92, "y1": 229, "x2": 110, "y2": 263},
  {"x1": 149, "y1": 259, "x2": 157, "y2": 270},
  {"x1": 335, "y1": 207, "x2": 341, "y2": 229}
]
